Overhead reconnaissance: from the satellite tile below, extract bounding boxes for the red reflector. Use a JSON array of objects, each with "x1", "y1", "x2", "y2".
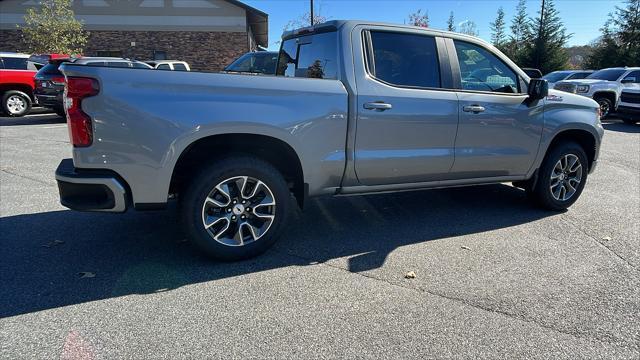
[{"x1": 64, "y1": 77, "x2": 99, "y2": 147}]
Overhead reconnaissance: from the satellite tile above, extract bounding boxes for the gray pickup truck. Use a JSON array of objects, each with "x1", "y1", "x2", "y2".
[{"x1": 56, "y1": 21, "x2": 604, "y2": 260}]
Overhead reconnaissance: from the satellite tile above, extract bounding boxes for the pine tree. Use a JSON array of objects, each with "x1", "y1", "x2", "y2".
[
  {"x1": 614, "y1": 0, "x2": 640, "y2": 65},
  {"x1": 506, "y1": 0, "x2": 532, "y2": 63},
  {"x1": 447, "y1": 11, "x2": 456, "y2": 32},
  {"x1": 18, "y1": 0, "x2": 88, "y2": 54},
  {"x1": 525, "y1": 0, "x2": 572, "y2": 74},
  {"x1": 587, "y1": 0, "x2": 640, "y2": 67},
  {"x1": 490, "y1": 7, "x2": 507, "y2": 50}
]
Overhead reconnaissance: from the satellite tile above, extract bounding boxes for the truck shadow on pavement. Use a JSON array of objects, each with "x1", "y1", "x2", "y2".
[
  {"x1": 0, "y1": 184, "x2": 556, "y2": 318},
  {"x1": 602, "y1": 120, "x2": 640, "y2": 133}
]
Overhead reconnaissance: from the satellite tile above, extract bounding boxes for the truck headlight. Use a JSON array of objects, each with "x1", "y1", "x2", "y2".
[{"x1": 576, "y1": 85, "x2": 590, "y2": 93}]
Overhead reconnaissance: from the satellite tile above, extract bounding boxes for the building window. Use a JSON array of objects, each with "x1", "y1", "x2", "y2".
[
  {"x1": 96, "y1": 50, "x2": 123, "y2": 57},
  {"x1": 153, "y1": 51, "x2": 167, "y2": 60}
]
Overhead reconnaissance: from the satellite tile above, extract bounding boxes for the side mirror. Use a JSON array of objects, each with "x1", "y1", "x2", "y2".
[
  {"x1": 528, "y1": 78, "x2": 549, "y2": 100},
  {"x1": 621, "y1": 77, "x2": 635, "y2": 84}
]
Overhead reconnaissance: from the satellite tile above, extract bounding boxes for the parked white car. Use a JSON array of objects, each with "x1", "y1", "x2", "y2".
[
  {"x1": 618, "y1": 88, "x2": 640, "y2": 124},
  {"x1": 542, "y1": 70, "x2": 594, "y2": 88},
  {"x1": 145, "y1": 60, "x2": 190, "y2": 71},
  {"x1": 554, "y1": 67, "x2": 640, "y2": 118}
]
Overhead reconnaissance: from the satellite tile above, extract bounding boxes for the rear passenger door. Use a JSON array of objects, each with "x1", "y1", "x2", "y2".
[
  {"x1": 352, "y1": 27, "x2": 459, "y2": 185},
  {"x1": 449, "y1": 39, "x2": 543, "y2": 178}
]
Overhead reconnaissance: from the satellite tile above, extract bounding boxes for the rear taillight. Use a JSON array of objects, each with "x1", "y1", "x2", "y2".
[
  {"x1": 51, "y1": 76, "x2": 65, "y2": 85},
  {"x1": 64, "y1": 77, "x2": 99, "y2": 147}
]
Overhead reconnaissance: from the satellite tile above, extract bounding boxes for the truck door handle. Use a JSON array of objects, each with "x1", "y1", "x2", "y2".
[
  {"x1": 364, "y1": 102, "x2": 393, "y2": 111},
  {"x1": 463, "y1": 105, "x2": 485, "y2": 113}
]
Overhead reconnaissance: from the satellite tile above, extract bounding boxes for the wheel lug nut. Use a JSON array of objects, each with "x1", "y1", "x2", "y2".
[
  {"x1": 246, "y1": 207, "x2": 251, "y2": 212},
  {"x1": 233, "y1": 200, "x2": 237, "y2": 204},
  {"x1": 242, "y1": 200, "x2": 246, "y2": 204},
  {"x1": 241, "y1": 215, "x2": 246, "y2": 219},
  {"x1": 227, "y1": 208, "x2": 231, "y2": 213},
  {"x1": 231, "y1": 215, "x2": 236, "y2": 220}
]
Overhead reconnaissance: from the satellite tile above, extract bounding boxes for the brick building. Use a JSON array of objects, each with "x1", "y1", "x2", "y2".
[{"x1": 0, "y1": 0, "x2": 268, "y2": 72}]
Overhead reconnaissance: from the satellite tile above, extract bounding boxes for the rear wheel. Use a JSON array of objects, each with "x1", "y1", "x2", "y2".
[
  {"x1": 180, "y1": 156, "x2": 291, "y2": 261},
  {"x1": 529, "y1": 142, "x2": 588, "y2": 211},
  {"x1": 2, "y1": 91, "x2": 32, "y2": 117}
]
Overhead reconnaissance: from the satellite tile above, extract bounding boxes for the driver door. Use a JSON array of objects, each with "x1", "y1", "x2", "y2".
[{"x1": 450, "y1": 39, "x2": 544, "y2": 178}]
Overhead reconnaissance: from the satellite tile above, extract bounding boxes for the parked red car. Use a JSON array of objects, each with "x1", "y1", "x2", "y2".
[
  {"x1": 0, "y1": 52, "x2": 69, "y2": 117},
  {"x1": 0, "y1": 52, "x2": 37, "y2": 117}
]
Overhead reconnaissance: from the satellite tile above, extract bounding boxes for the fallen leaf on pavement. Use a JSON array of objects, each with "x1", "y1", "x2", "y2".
[
  {"x1": 461, "y1": 246, "x2": 471, "y2": 250},
  {"x1": 78, "y1": 272, "x2": 95, "y2": 278},
  {"x1": 602, "y1": 236, "x2": 612, "y2": 241},
  {"x1": 405, "y1": 271, "x2": 416, "y2": 279}
]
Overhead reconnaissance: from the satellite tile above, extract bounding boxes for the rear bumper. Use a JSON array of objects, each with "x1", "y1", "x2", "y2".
[
  {"x1": 55, "y1": 159, "x2": 128, "y2": 213},
  {"x1": 35, "y1": 94, "x2": 62, "y2": 109}
]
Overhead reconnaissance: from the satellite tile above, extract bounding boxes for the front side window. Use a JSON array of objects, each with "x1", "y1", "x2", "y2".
[
  {"x1": 623, "y1": 71, "x2": 640, "y2": 83},
  {"x1": 368, "y1": 31, "x2": 440, "y2": 88},
  {"x1": 454, "y1": 40, "x2": 519, "y2": 93},
  {"x1": 276, "y1": 32, "x2": 338, "y2": 79},
  {"x1": 1, "y1": 57, "x2": 28, "y2": 70}
]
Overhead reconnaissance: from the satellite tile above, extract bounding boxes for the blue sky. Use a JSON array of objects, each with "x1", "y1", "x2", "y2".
[{"x1": 243, "y1": 0, "x2": 625, "y2": 50}]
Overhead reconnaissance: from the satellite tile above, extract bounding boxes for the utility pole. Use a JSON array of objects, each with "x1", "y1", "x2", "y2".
[
  {"x1": 536, "y1": 0, "x2": 546, "y2": 68},
  {"x1": 310, "y1": 0, "x2": 314, "y2": 26}
]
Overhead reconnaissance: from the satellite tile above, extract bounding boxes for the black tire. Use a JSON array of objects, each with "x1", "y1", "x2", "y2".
[
  {"x1": 594, "y1": 96, "x2": 613, "y2": 119},
  {"x1": 529, "y1": 142, "x2": 589, "y2": 211},
  {"x1": 622, "y1": 117, "x2": 638, "y2": 125},
  {"x1": 180, "y1": 155, "x2": 291, "y2": 261},
  {"x1": 54, "y1": 107, "x2": 66, "y2": 117},
  {"x1": 1, "y1": 90, "x2": 32, "y2": 117}
]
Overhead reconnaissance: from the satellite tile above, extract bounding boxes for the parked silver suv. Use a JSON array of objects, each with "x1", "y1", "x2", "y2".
[
  {"x1": 55, "y1": 21, "x2": 604, "y2": 260},
  {"x1": 554, "y1": 67, "x2": 640, "y2": 118}
]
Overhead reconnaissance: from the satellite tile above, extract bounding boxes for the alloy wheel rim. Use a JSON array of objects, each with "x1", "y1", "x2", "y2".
[
  {"x1": 201, "y1": 176, "x2": 276, "y2": 247},
  {"x1": 549, "y1": 154, "x2": 582, "y2": 201},
  {"x1": 6, "y1": 95, "x2": 26, "y2": 114},
  {"x1": 598, "y1": 100, "x2": 610, "y2": 117}
]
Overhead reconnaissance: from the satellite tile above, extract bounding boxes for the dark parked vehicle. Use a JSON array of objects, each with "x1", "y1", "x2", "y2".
[
  {"x1": 223, "y1": 51, "x2": 278, "y2": 75},
  {"x1": 34, "y1": 58, "x2": 71, "y2": 116},
  {"x1": 34, "y1": 57, "x2": 152, "y2": 115}
]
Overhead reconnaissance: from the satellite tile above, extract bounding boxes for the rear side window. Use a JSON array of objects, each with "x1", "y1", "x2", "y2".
[
  {"x1": 157, "y1": 64, "x2": 171, "y2": 70},
  {"x1": 366, "y1": 31, "x2": 441, "y2": 88},
  {"x1": 454, "y1": 40, "x2": 519, "y2": 93},
  {"x1": 1, "y1": 57, "x2": 28, "y2": 70},
  {"x1": 276, "y1": 31, "x2": 338, "y2": 80},
  {"x1": 173, "y1": 63, "x2": 188, "y2": 71}
]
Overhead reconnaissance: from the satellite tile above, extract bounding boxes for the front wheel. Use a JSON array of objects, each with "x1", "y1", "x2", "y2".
[
  {"x1": 180, "y1": 156, "x2": 292, "y2": 261},
  {"x1": 529, "y1": 142, "x2": 589, "y2": 211},
  {"x1": 2, "y1": 90, "x2": 32, "y2": 117},
  {"x1": 594, "y1": 96, "x2": 613, "y2": 119}
]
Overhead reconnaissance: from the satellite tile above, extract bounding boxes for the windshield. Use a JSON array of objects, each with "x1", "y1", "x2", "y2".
[
  {"x1": 587, "y1": 69, "x2": 626, "y2": 81},
  {"x1": 543, "y1": 71, "x2": 571, "y2": 82},
  {"x1": 225, "y1": 52, "x2": 278, "y2": 74}
]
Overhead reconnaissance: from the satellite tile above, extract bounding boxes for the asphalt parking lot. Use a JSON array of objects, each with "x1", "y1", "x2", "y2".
[{"x1": 1, "y1": 110, "x2": 638, "y2": 359}]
